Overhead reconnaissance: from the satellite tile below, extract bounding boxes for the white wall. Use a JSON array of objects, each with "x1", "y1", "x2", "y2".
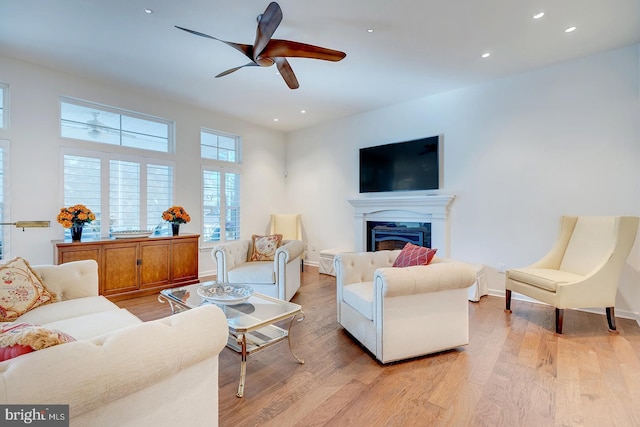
[
  {"x1": 0, "y1": 54, "x2": 287, "y2": 275},
  {"x1": 286, "y1": 44, "x2": 640, "y2": 318}
]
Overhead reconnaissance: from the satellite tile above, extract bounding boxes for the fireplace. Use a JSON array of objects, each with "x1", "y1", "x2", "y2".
[
  {"x1": 348, "y1": 195, "x2": 455, "y2": 257},
  {"x1": 367, "y1": 222, "x2": 431, "y2": 251}
]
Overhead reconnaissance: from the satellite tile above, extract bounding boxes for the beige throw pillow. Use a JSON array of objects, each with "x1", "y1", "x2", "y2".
[
  {"x1": 250, "y1": 234, "x2": 283, "y2": 261},
  {"x1": 0, "y1": 257, "x2": 55, "y2": 322}
]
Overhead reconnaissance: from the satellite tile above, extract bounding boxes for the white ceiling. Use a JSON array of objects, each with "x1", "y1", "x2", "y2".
[{"x1": 1, "y1": 0, "x2": 639, "y2": 132}]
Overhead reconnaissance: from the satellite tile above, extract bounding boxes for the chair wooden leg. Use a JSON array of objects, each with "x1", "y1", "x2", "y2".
[
  {"x1": 606, "y1": 307, "x2": 619, "y2": 334},
  {"x1": 505, "y1": 289, "x2": 512, "y2": 312},
  {"x1": 555, "y1": 308, "x2": 564, "y2": 334}
]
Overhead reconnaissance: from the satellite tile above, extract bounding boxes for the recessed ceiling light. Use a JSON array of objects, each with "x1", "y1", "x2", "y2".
[
  {"x1": 565, "y1": 26, "x2": 577, "y2": 33},
  {"x1": 300, "y1": 110, "x2": 306, "y2": 114},
  {"x1": 533, "y1": 12, "x2": 544, "y2": 19},
  {"x1": 481, "y1": 52, "x2": 491, "y2": 58},
  {"x1": 273, "y1": 118, "x2": 279, "y2": 122},
  {"x1": 144, "y1": 8, "x2": 153, "y2": 14},
  {"x1": 367, "y1": 29, "x2": 374, "y2": 33}
]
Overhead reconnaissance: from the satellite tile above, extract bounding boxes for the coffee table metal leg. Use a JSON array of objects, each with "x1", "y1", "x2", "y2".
[
  {"x1": 287, "y1": 311, "x2": 305, "y2": 364},
  {"x1": 236, "y1": 334, "x2": 247, "y2": 398},
  {"x1": 157, "y1": 294, "x2": 177, "y2": 314}
]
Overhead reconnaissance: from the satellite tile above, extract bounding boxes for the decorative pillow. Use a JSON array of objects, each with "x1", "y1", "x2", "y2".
[
  {"x1": 392, "y1": 243, "x2": 438, "y2": 267},
  {"x1": 0, "y1": 257, "x2": 55, "y2": 322},
  {"x1": 250, "y1": 234, "x2": 283, "y2": 261},
  {"x1": 0, "y1": 323, "x2": 75, "y2": 362}
]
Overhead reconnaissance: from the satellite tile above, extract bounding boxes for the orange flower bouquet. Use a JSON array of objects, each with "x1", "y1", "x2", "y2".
[
  {"x1": 162, "y1": 206, "x2": 191, "y2": 224},
  {"x1": 56, "y1": 204, "x2": 96, "y2": 228}
]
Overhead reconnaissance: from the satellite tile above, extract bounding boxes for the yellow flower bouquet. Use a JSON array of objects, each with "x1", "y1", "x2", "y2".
[
  {"x1": 162, "y1": 206, "x2": 191, "y2": 224},
  {"x1": 56, "y1": 204, "x2": 96, "y2": 228}
]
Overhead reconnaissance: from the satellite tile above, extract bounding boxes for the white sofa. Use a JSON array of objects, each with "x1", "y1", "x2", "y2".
[
  {"x1": 335, "y1": 251, "x2": 478, "y2": 364},
  {"x1": 213, "y1": 239, "x2": 304, "y2": 301},
  {"x1": 0, "y1": 260, "x2": 229, "y2": 427}
]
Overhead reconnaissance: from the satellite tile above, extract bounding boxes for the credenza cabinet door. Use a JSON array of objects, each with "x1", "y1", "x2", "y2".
[
  {"x1": 102, "y1": 243, "x2": 140, "y2": 296},
  {"x1": 139, "y1": 240, "x2": 171, "y2": 289},
  {"x1": 171, "y1": 238, "x2": 199, "y2": 285}
]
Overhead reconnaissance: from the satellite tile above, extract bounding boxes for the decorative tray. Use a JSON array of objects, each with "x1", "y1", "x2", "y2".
[
  {"x1": 111, "y1": 230, "x2": 153, "y2": 239},
  {"x1": 197, "y1": 283, "x2": 254, "y2": 305}
]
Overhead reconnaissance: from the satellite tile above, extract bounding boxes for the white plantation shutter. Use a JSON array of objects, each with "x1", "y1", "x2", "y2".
[
  {"x1": 62, "y1": 149, "x2": 173, "y2": 237},
  {"x1": 203, "y1": 170, "x2": 221, "y2": 241},
  {"x1": 147, "y1": 164, "x2": 173, "y2": 230},
  {"x1": 109, "y1": 160, "x2": 140, "y2": 230},
  {"x1": 63, "y1": 154, "x2": 101, "y2": 240},
  {"x1": 225, "y1": 172, "x2": 240, "y2": 240},
  {"x1": 202, "y1": 169, "x2": 240, "y2": 243}
]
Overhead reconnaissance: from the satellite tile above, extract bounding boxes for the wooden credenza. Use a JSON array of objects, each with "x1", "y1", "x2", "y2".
[{"x1": 53, "y1": 234, "x2": 200, "y2": 301}]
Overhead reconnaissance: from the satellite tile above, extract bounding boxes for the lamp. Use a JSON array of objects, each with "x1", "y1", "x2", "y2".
[{"x1": 0, "y1": 221, "x2": 51, "y2": 231}]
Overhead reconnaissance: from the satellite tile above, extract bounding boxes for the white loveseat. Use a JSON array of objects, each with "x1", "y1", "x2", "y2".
[
  {"x1": 0, "y1": 260, "x2": 229, "y2": 427},
  {"x1": 213, "y1": 239, "x2": 304, "y2": 301},
  {"x1": 335, "y1": 251, "x2": 478, "y2": 364}
]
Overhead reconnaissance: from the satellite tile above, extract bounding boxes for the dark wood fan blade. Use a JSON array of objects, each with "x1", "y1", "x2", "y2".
[
  {"x1": 253, "y1": 2, "x2": 283, "y2": 59},
  {"x1": 262, "y1": 39, "x2": 346, "y2": 61},
  {"x1": 175, "y1": 26, "x2": 253, "y2": 58},
  {"x1": 274, "y1": 57, "x2": 299, "y2": 89},
  {"x1": 215, "y1": 62, "x2": 259, "y2": 78}
]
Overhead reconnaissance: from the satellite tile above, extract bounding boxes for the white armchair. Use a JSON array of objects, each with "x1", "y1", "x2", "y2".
[
  {"x1": 335, "y1": 250, "x2": 478, "y2": 364},
  {"x1": 212, "y1": 239, "x2": 304, "y2": 301},
  {"x1": 505, "y1": 215, "x2": 639, "y2": 334}
]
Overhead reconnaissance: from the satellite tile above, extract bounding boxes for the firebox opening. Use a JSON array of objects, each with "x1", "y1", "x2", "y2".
[{"x1": 366, "y1": 221, "x2": 432, "y2": 252}]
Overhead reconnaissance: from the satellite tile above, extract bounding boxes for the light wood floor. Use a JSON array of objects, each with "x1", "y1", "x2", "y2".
[{"x1": 117, "y1": 266, "x2": 640, "y2": 427}]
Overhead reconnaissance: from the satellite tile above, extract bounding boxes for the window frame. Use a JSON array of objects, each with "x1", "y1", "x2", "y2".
[
  {"x1": 201, "y1": 164, "x2": 242, "y2": 247},
  {"x1": 0, "y1": 83, "x2": 9, "y2": 129},
  {"x1": 60, "y1": 96, "x2": 175, "y2": 154},
  {"x1": 200, "y1": 127, "x2": 242, "y2": 248},
  {"x1": 0, "y1": 139, "x2": 10, "y2": 261},
  {"x1": 61, "y1": 147, "x2": 176, "y2": 239},
  {"x1": 201, "y1": 127, "x2": 242, "y2": 163}
]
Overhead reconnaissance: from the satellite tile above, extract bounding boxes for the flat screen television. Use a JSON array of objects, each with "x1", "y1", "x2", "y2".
[{"x1": 359, "y1": 135, "x2": 440, "y2": 193}]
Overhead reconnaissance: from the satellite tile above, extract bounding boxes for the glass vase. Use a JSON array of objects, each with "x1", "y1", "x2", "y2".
[
  {"x1": 71, "y1": 225, "x2": 83, "y2": 242},
  {"x1": 172, "y1": 223, "x2": 180, "y2": 236}
]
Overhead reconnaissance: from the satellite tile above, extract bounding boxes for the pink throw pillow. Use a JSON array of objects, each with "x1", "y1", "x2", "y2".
[
  {"x1": 0, "y1": 323, "x2": 75, "y2": 362},
  {"x1": 392, "y1": 243, "x2": 437, "y2": 267}
]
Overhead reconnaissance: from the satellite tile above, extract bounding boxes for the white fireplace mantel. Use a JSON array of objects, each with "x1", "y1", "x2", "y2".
[{"x1": 348, "y1": 194, "x2": 456, "y2": 256}]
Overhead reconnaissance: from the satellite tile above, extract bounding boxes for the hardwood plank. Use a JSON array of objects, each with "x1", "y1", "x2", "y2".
[{"x1": 116, "y1": 266, "x2": 640, "y2": 427}]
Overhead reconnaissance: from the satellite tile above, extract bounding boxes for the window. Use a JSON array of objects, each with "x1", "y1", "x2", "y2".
[
  {"x1": 62, "y1": 154, "x2": 101, "y2": 240},
  {"x1": 0, "y1": 83, "x2": 7, "y2": 129},
  {"x1": 201, "y1": 128, "x2": 240, "y2": 162},
  {"x1": 202, "y1": 169, "x2": 240, "y2": 243},
  {"x1": 60, "y1": 98, "x2": 173, "y2": 153},
  {"x1": 62, "y1": 149, "x2": 174, "y2": 238},
  {"x1": 201, "y1": 128, "x2": 241, "y2": 245},
  {"x1": 0, "y1": 140, "x2": 9, "y2": 261}
]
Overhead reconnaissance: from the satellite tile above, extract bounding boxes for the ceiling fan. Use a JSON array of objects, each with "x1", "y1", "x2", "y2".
[{"x1": 176, "y1": 2, "x2": 346, "y2": 89}]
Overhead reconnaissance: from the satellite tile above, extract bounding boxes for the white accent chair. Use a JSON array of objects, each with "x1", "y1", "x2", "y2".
[
  {"x1": 270, "y1": 213, "x2": 304, "y2": 271},
  {"x1": 335, "y1": 250, "x2": 478, "y2": 364},
  {"x1": 505, "y1": 215, "x2": 639, "y2": 334},
  {"x1": 212, "y1": 239, "x2": 304, "y2": 301}
]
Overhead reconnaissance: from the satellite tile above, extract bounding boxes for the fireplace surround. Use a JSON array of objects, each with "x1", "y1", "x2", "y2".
[
  {"x1": 348, "y1": 195, "x2": 455, "y2": 257},
  {"x1": 368, "y1": 222, "x2": 431, "y2": 251}
]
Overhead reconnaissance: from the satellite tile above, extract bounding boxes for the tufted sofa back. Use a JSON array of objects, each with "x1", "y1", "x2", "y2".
[
  {"x1": 335, "y1": 250, "x2": 401, "y2": 285},
  {"x1": 32, "y1": 260, "x2": 99, "y2": 301}
]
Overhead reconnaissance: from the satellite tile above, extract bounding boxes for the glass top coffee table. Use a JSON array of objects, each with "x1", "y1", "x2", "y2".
[{"x1": 158, "y1": 282, "x2": 304, "y2": 398}]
